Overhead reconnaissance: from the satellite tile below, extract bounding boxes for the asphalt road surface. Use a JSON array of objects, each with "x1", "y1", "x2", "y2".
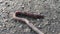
[{"x1": 0, "y1": 0, "x2": 60, "y2": 34}]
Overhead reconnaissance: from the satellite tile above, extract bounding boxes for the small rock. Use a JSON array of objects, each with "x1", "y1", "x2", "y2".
[
  {"x1": 58, "y1": 33, "x2": 60, "y2": 34},
  {"x1": 19, "y1": 25, "x2": 23, "y2": 28},
  {"x1": 3, "y1": 19, "x2": 8, "y2": 22},
  {"x1": 53, "y1": 15, "x2": 57, "y2": 19},
  {"x1": 10, "y1": 30, "x2": 16, "y2": 33},
  {"x1": 52, "y1": 30, "x2": 55, "y2": 32},
  {"x1": 37, "y1": 19, "x2": 40, "y2": 21},
  {"x1": 38, "y1": 25, "x2": 41, "y2": 27},
  {"x1": 21, "y1": 5, "x2": 24, "y2": 9},
  {"x1": 0, "y1": 25, "x2": 2, "y2": 27},
  {"x1": 0, "y1": 0, "x2": 3, "y2": 2},
  {"x1": 24, "y1": 28, "x2": 31, "y2": 32}
]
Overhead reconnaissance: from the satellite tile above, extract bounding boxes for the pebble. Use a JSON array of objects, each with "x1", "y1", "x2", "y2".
[
  {"x1": 24, "y1": 28, "x2": 31, "y2": 32},
  {"x1": 38, "y1": 25, "x2": 41, "y2": 27},
  {"x1": 0, "y1": 0, "x2": 3, "y2": 2},
  {"x1": 0, "y1": 25, "x2": 2, "y2": 27},
  {"x1": 37, "y1": 19, "x2": 40, "y2": 21},
  {"x1": 19, "y1": 25, "x2": 23, "y2": 28},
  {"x1": 52, "y1": 30, "x2": 55, "y2": 32},
  {"x1": 3, "y1": 19, "x2": 8, "y2": 22},
  {"x1": 58, "y1": 33, "x2": 60, "y2": 34},
  {"x1": 21, "y1": 5, "x2": 24, "y2": 9},
  {"x1": 53, "y1": 15, "x2": 57, "y2": 19},
  {"x1": 10, "y1": 30, "x2": 16, "y2": 33}
]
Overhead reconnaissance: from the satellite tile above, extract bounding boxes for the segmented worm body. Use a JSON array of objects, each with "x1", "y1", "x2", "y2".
[
  {"x1": 15, "y1": 11, "x2": 44, "y2": 19},
  {"x1": 13, "y1": 11, "x2": 44, "y2": 34}
]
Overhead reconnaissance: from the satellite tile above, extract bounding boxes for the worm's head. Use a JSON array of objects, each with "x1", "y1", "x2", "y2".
[
  {"x1": 13, "y1": 11, "x2": 29, "y2": 23},
  {"x1": 13, "y1": 11, "x2": 20, "y2": 18}
]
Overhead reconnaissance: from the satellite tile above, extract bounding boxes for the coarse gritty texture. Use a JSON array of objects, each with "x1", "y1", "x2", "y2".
[{"x1": 0, "y1": 0, "x2": 60, "y2": 34}]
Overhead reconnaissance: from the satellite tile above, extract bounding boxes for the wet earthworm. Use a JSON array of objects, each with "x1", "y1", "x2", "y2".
[
  {"x1": 15, "y1": 11, "x2": 44, "y2": 19},
  {"x1": 13, "y1": 11, "x2": 44, "y2": 34}
]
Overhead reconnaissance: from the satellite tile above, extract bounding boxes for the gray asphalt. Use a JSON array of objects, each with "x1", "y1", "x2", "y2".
[{"x1": 0, "y1": 0, "x2": 60, "y2": 34}]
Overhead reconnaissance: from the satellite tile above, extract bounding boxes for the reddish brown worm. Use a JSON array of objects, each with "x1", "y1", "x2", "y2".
[
  {"x1": 13, "y1": 11, "x2": 44, "y2": 34},
  {"x1": 15, "y1": 11, "x2": 44, "y2": 19}
]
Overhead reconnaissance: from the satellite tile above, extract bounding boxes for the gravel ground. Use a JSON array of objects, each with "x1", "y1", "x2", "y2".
[{"x1": 0, "y1": 0, "x2": 60, "y2": 34}]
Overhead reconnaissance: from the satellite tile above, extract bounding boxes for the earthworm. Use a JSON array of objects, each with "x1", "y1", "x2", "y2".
[
  {"x1": 13, "y1": 11, "x2": 44, "y2": 34},
  {"x1": 15, "y1": 11, "x2": 44, "y2": 19}
]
